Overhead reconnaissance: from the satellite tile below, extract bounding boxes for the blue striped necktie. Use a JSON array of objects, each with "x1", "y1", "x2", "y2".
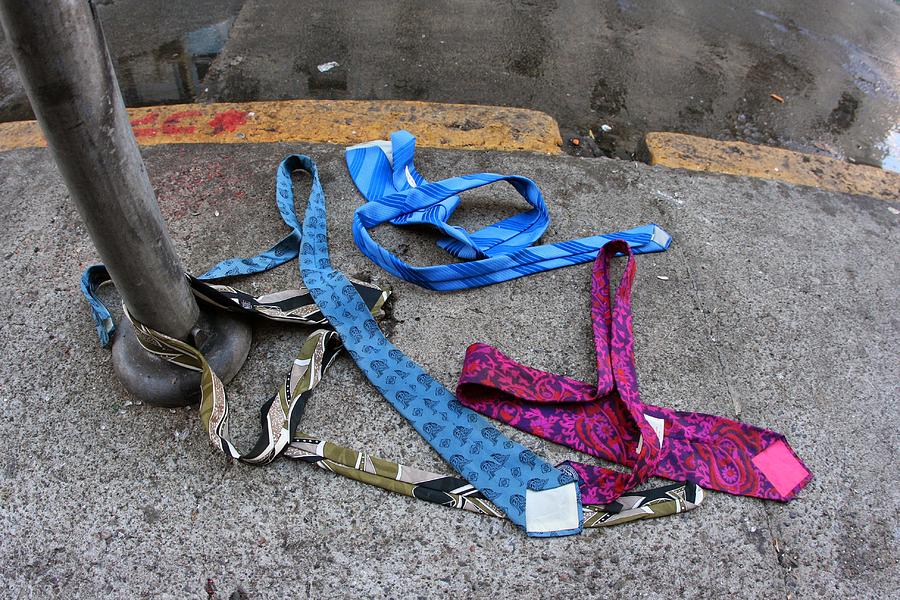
[
  {"x1": 286, "y1": 155, "x2": 582, "y2": 537},
  {"x1": 345, "y1": 130, "x2": 672, "y2": 290}
]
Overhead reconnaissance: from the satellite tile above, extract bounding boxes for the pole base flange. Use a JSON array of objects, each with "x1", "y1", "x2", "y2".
[{"x1": 111, "y1": 308, "x2": 252, "y2": 407}]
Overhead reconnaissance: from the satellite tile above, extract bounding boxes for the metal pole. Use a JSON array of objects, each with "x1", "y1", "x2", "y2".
[
  {"x1": 0, "y1": 0, "x2": 199, "y2": 340},
  {"x1": 0, "y1": 0, "x2": 251, "y2": 406}
]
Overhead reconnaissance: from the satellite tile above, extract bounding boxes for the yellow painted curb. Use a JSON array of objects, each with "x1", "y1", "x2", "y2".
[
  {"x1": 646, "y1": 132, "x2": 899, "y2": 201},
  {"x1": 0, "y1": 99, "x2": 562, "y2": 154}
]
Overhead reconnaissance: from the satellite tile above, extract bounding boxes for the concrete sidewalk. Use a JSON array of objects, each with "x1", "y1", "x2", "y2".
[{"x1": 0, "y1": 142, "x2": 897, "y2": 598}]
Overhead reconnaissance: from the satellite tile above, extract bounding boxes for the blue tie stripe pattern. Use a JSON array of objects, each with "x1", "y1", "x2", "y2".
[{"x1": 345, "y1": 130, "x2": 672, "y2": 291}]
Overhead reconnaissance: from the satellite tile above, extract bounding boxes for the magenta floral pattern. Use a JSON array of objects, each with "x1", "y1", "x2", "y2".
[{"x1": 457, "y1": 240, "x2": 812, "y2": 505}]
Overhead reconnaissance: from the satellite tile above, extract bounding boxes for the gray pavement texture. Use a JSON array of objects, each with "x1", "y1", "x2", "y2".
[
  {"x1": 2, "y1": 0, "x2": 899, "y2": 169},
  {"x1": 1, "y1": 141, "x2": 899, "y2": 599}
]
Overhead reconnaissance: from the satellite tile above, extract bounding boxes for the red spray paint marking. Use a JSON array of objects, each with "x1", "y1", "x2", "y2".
[
  {"x1": 162, "y1": 110, "x2": 203, "y2": 135},
  {"x1": 127, "y1": 108, "x2": 248, "y2": 139},
  {"x1": 130, "y1": 113, "x2": 157, "y2": 126},
  {"x1": 130, "y1": 112, "x2": 159, "y2": 137},
  {"x1": 208, "y1": 109, "x2": 248, "y2": 134}
]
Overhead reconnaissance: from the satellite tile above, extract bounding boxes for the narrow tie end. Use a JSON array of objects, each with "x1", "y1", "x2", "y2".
[{"x1": 651, "y1": 225, "x2": 673, "y2": 250}]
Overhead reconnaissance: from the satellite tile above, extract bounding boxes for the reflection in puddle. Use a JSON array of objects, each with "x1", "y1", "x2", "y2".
[
  {"x1": 879, "y1": 126, "x2": 900, "y2": 173},
  {"x1": 115, "y1": 18, "x2": 234, "y2": 106}
]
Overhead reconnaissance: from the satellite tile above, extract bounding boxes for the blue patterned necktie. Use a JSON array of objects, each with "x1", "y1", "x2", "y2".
[
  {"x1": 82, "y1": 153, "x2": 583, "y2": 536},
  {"x1": 81, "y1": 213, "x2": 303, "y2": 347},
  {"x1": 345, "y1": 130, "x2": 672, "y2": 290},
  {"x1": 285, "y1": 154, "x2": 582, "y2": 537}
]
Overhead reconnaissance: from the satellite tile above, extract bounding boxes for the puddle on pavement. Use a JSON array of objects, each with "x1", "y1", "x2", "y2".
[
  {"x1": 114, "y1": 17, "x2": 234, "y2": 106},
  {"x1": 878, "y1": 126, "x2": 900, "y2": 173}
]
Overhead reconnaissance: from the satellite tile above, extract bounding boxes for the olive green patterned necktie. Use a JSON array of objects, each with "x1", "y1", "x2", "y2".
[{"x1": 122, "y1": 275, "x2": 704, "y2": 528}]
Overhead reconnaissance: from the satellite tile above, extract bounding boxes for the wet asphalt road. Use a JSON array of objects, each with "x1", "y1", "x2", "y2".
[{"x1": 1, "y1": 0, "x2": 898, "y2": 170}]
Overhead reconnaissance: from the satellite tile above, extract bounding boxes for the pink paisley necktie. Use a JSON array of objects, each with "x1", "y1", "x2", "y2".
[{"x1": 457, "y1": 240, "x2": 812, "y2": 505}]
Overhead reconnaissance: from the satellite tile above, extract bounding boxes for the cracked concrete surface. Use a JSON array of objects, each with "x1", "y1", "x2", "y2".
[{"x1": 0, "y1": 142, "x2": 897, "y2": 598}]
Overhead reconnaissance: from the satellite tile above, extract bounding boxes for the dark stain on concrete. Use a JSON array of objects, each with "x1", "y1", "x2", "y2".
[
  {"x1": 141, "y1": 505, "x2": 161, "y2": 524},
  {"x1": 505, "y1": 2, "x2": 555, "y2": 79},
  {"x1": 590, "y1": 78, "x2": 626, "y2": 117},
  {"x1": 827, "y1": 92, "x2": 861, "y2": 132},
  {"x1": 448, "y1": 118, "x2": 485, "y2": 131}
]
